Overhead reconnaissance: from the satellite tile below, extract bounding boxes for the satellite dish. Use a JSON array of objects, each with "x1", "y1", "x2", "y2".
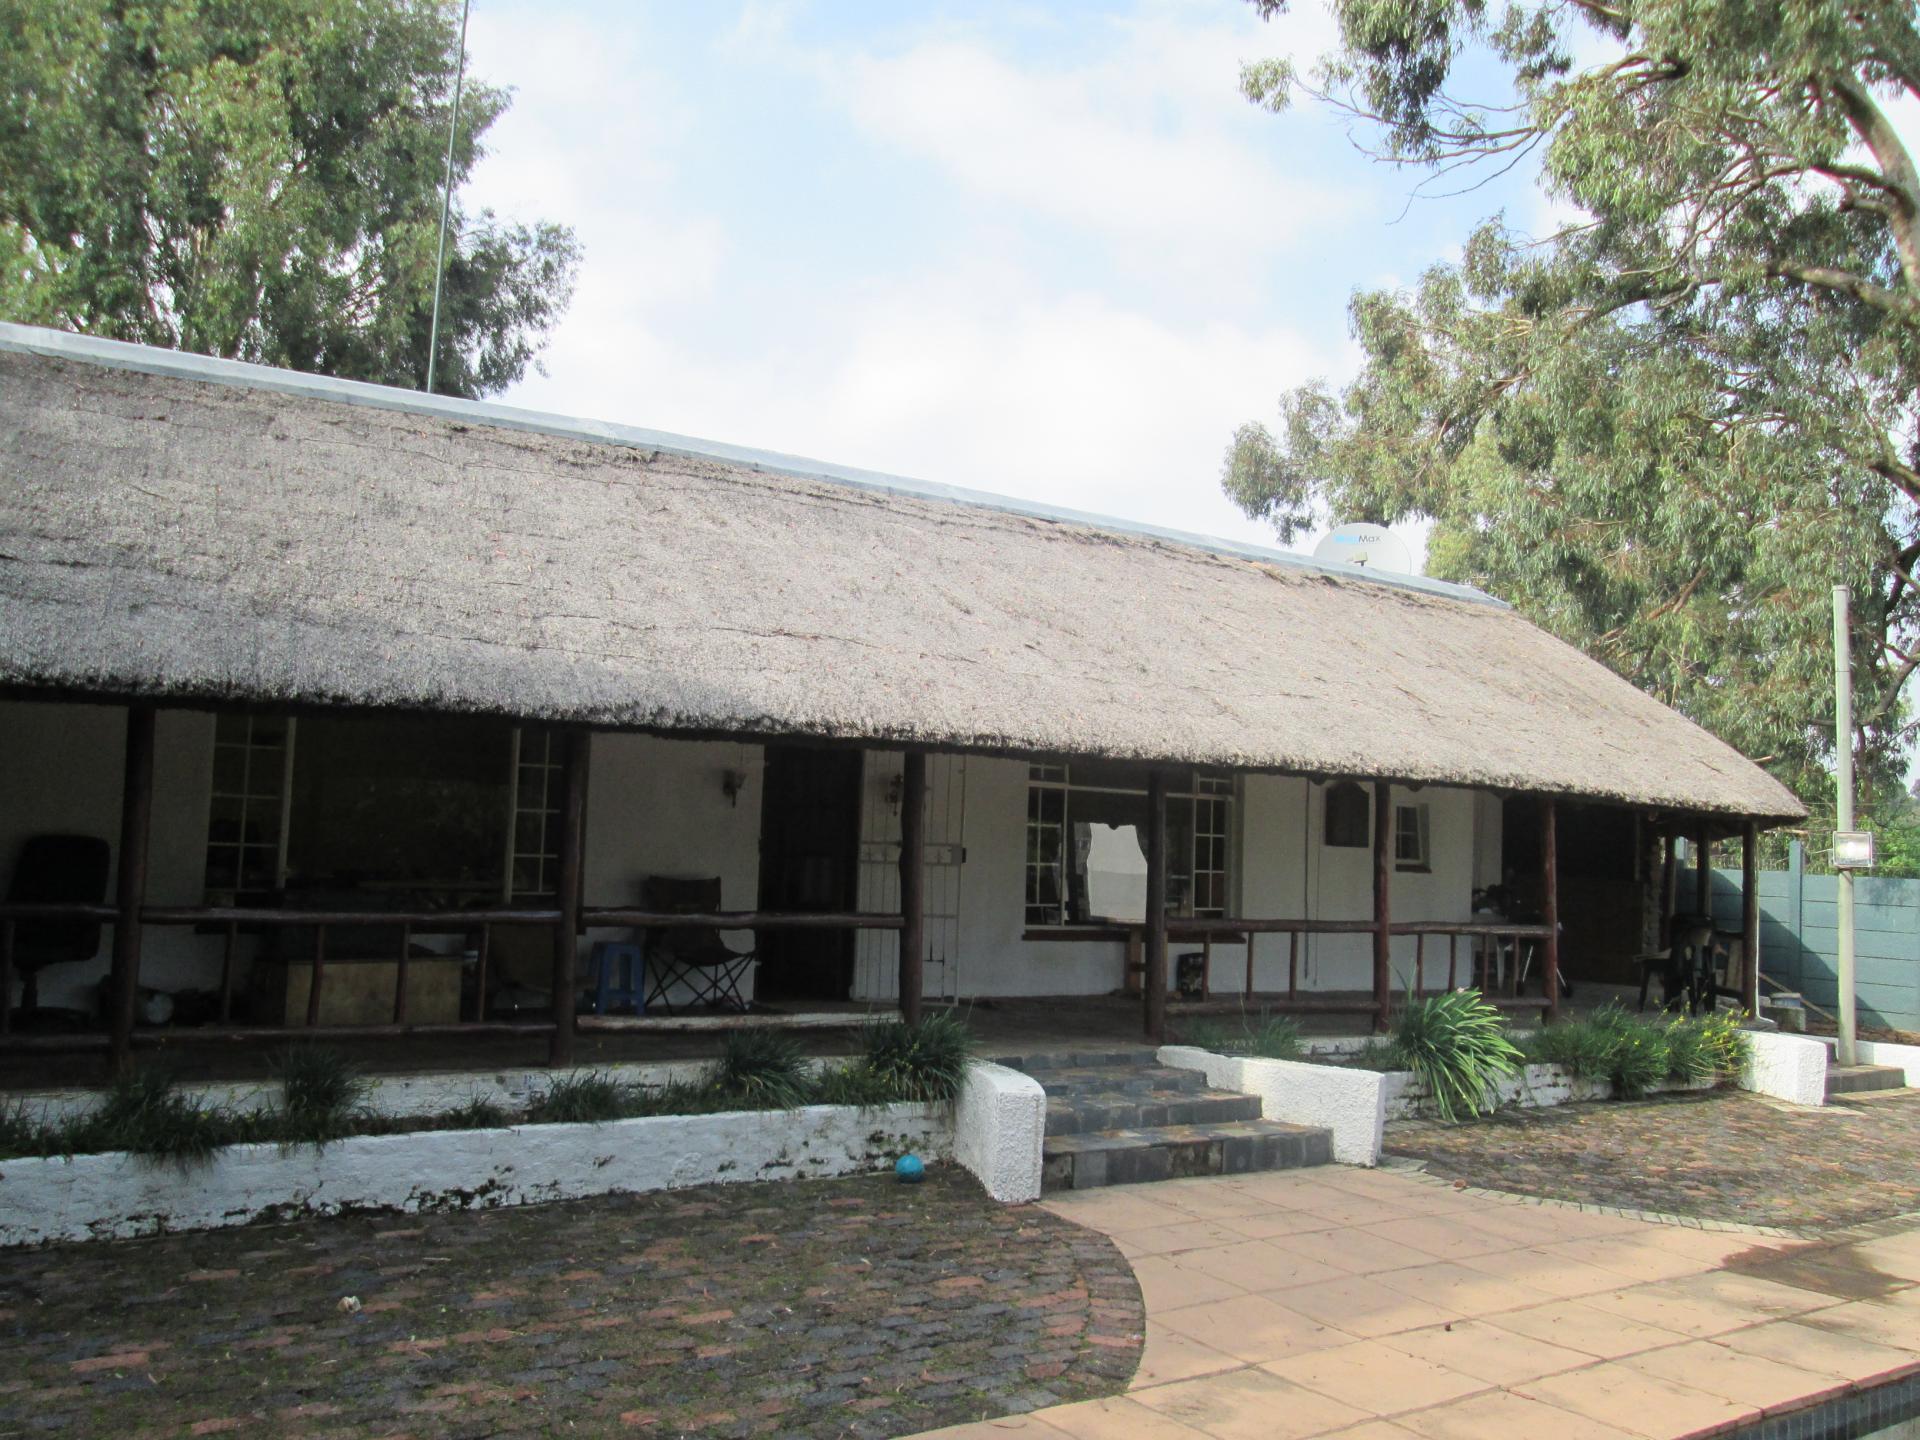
[{"x1": 1312, "y1": 522, "x2": 1415, "y2": 575}]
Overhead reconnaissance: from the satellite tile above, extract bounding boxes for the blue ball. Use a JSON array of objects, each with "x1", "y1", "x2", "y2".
[{"x1": 894, "y1": 1153, "x2": 926, "y2": 1184}]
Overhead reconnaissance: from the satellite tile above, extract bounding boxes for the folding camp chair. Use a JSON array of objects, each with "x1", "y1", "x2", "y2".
[{"x1": 640, "y1": 876, "x2": 756, "y2": 1013}]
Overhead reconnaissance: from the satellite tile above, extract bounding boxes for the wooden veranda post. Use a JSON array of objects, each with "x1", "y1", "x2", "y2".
[
  {"x1": 1694, "y1": 822, "x2": 1711, "y2": 915},
  {"x1": 1542, "y1": 796, "x2": 1561, "y2": 1022},
  {"x1": 1372, "y1": 781, "x2": 1392, "y2": 1033},
  {"x1": 1144, "y1": 770, "x2": 1169, "y2": 1042},
  {"x1": 1741, "y1": 821, "x2": 1760, "y2": 1014},
  {"x1": 897, "y1": 750, "x2": 927, "y2": 1025},
  {"x1": 108, "y1": 704, "x2": 157, "y2": 1078},
  {"x1": 548, "y1": 729, "x2": 589, "y2": 1067}
]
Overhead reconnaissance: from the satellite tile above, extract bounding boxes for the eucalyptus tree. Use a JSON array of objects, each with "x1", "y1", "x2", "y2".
[
  {"x1": 1228, "y1": 0, "x2": 1920, "y2": 811},
  {"x1": 0, "y1": 0, "x2": 579, "y2": 397}
]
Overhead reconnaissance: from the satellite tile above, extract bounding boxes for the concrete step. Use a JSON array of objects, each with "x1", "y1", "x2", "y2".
[
  {"x1": 1826, "y1": 1064, "x2": 1908, "y2": 1098},
  {"x1": 1042, "y1": 1118, "x2": 1333, "y2": 1192},
  {"x1": 991, "y1": 1048, "x2": 1163, "y2": 1073},
  {"x1": 1024, "y1": 1064, "x2": 1210, "y2": 1099},
  {"x1": 1044, "y1": 1086, "x2": 1263, "y2": 1137}
]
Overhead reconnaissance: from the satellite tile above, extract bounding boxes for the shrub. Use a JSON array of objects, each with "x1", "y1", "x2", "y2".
[
  {"x1": 273, "y1": 1047, "x2": 368, "y2": 1144},
  {"x1": 1696, "y1": 1008, "x2": 1754, "y2": 1079},
  {"x1": 1527, "y1": 1015, "x2": 1618, "y2": 1080},
  {"x1": 531, "y1": 1071, "x2": 629, "y2": 1124},
  {"x1": 1610, "y1": 1024, "x2": 1671, "y2": 1098},
  {"x1": 81, "y1": 1069, "x2": 227, "y2": 1165},
  {"x1": 712, "y1": 1029, "x2": 811, "y2": 1109},
  {"x1": 858, "y1": 1011, "x2": 974, "y2": 1103},
  {"x1": 1663, "y1": 1018, "x2": 1718, "y2": 1085},
  {"x1": 1392, "y1": 989, "x2": 1522, "y2": 1122}
]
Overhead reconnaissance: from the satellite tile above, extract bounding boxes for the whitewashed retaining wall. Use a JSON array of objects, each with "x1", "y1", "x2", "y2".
[
  {"x1": 1855, "y1": 1039, "x2": 1920, "y2": 1086},
  {"x1": 1160, "y1": 1045, "x2": 1388, "y2": 1167},
  {"x1": 1742, "y1": 1029, "x2": 1828, "y2": 1105},
  {"x1": 0, "y1": 1102, "x2": 949, "y2": 1247},
  {"x1": 0, "y1": 1058, "x2": 1054, "y2": 1247},
  {"x1": 954, "y1": 1062, "x2": 1045, "y2": 1203}
]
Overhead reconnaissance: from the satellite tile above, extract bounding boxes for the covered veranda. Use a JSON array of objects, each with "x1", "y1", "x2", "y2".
[{"x1": 0, "y1": 323, "x2": 1803, "y2": 1087}]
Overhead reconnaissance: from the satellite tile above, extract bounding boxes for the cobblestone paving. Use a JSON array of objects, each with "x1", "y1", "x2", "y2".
[
  {"x1": 1385, "y1": 1088, "x2": 1920, "y2": 1230},
  {"x1": 0, "y1": 1170, "x2": 1141, "y2": 1440}
]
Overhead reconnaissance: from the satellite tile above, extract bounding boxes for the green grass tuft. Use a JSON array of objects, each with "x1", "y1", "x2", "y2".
[
  {"x1": 857, "y1": 1011, "x2": 974, "y2": 1103},
  {"x1": 1179, "y1": 1008, "x2": 1302, "y2": 1061},
  {"x1": 530, "y1": 1071, "x2": 630, "y2": 1124},
  {"x1": 80, "y1": 1069, "x2": 227, "y2": 1166},
  {"x1": 272, "y1": 1047, "x2": 368, "y2": 1144},
  {"x1": 711, "y1": 1028, "x2": 812, "y2": 1109}
]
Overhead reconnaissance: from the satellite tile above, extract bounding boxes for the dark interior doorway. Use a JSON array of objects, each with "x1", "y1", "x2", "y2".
[{"x1": 755, "y1": 746, "x2": 863, "y2": 1002}]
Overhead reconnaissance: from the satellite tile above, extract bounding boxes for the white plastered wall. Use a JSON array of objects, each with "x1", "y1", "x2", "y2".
[{"x1": 945, "y1": 760, "x2": 1492, "y2": 999}]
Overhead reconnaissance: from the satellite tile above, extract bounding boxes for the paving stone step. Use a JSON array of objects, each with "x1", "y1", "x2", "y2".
[
  {"x1": 1826, "y1": 1064, "x2": 1908, "y2": 1097},
  {"x1": 1042, "y1": 1118, "x2": 1333, "y2": 1192},
  {"x1": 1044, "y1": 1086, "x2": 1263, "y2": 1137},
  {"x1": 990, "y1": 1048, "x2": 1164, "y2": 1073},
  {"x1": 1022, "y1": 1065, "x2": 1210, "y2": 1099}
]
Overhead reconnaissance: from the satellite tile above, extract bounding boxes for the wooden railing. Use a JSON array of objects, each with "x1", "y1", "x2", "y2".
[
  {"x1": 0, "y1": 902, "x2": 906, "y2": 1054},
  {"x1": 1162, "y1": 916, "x2": 1555, "y2": 1008}
]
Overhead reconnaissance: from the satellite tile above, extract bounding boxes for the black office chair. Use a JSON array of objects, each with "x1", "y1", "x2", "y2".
[{"x1": 5, "y1": 834, "x2": 112, "y2": 1012}]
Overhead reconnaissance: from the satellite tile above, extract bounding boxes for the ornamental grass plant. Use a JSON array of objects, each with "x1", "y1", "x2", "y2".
[{"x1": 1391, "y1": 989, "x2": 1523, "y2": 1122}]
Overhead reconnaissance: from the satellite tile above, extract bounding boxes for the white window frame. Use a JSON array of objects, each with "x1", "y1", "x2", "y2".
[
  {"x1": 1023, "y1": 765, "x2": 1234, "y2": 927},
  {"x1": 204, "y1": 713, "x2": 295, "y2": 899},
  {"x1": 1394, "y1": 802, "x2": 1431, "y2": 872}
]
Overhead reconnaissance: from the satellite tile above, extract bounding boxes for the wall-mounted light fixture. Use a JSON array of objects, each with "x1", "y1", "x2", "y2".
[
  {"x1": 722, "y1": 769, "x2": 747, "y2": 808},
  {"x1": 885, "y1": 772, "x2": 905, "y2": 815}
]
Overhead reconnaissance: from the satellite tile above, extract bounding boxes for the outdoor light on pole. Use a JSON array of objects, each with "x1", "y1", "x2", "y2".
[{"x1": 1833, "y1": 585, "x2": 1859, "y2": 1067}]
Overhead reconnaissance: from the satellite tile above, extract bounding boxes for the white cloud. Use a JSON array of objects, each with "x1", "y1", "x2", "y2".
[
  {"x1": 808, "y1": 2, "x2": 1347, "y2": 298},
  {"x1": 464, "y1": 1, "x2": 1359, "y2": 556}
]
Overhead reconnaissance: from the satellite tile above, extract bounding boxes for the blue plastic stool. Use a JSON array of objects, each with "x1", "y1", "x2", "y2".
[{"x1": 588, "y1": 941, "x2": 646, "y2": 1015}]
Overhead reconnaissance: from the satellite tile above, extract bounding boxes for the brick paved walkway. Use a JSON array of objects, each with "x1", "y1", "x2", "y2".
[
  {"x1": 0, "y1": 1170, "x2": 1141, "y2": 1439},
  {"x1": 1383, "y1": 1089, "x2": 1920, "y2": 1230}
]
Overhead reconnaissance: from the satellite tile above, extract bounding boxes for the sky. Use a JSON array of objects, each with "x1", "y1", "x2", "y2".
[{"x1": 458, "y1": 0, "x2": 1559, "y2": 559}]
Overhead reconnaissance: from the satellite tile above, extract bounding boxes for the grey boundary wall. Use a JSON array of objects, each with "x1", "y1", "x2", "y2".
[{"x1": 1714, "y1": 843, "x2": 1920, "y2": 1033}]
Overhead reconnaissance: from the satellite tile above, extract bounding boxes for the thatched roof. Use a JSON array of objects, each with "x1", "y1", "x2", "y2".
[{"x1": 0, "y1": 323, "x2": 1802, "y2": 821}]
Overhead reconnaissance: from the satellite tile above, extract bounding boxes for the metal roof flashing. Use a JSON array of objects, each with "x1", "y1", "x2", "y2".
[{"x1": 0, "y1": 322, "x2": 1503, "y2": 609}]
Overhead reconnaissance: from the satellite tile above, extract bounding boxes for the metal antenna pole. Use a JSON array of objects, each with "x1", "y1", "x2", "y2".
[
  {"x1": 1834, "y1": 585, "x2": 1858, "y2": 1067},
  {"x1": 425, "y1": 0, "x2": 473, "y2": 395}
]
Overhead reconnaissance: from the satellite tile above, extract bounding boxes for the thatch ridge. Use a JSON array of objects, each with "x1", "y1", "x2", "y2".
[{"x1": 0, "y1": 333, "x2": 1804, "y2": 821}]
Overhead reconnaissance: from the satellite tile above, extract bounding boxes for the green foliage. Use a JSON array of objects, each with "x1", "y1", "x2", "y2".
[
  {"x1": 272, "y1": 1047, "x2": 367, "y2": 1143},
  {"x1": 530, "y1": 1072, "x2": 628, "y2": 1125},
  {"x1": 1696, "y1": 1008, "x2": 1755, "y2": 1080},
  {"x1": 80, "y1": 1069, "x2": 226, "y2": 1166},
  {"x1": 441, "y1": 1095, "x2": 509, "y2": 1130},
  {"x1": 1231, "y1": 0, "x2": 1920, "y2": 804},
  {"x1": 711, "y1": 1029, "x2": 811, "y2": 1110},
  {"x1": 1528, "y1": 1004, "x2": 1750, "y2": 1096},
  {"x1": 809, "y1": 1060, "x2": 899, "y2": 1110},
  {"x1": 1180, "y1": 1008, "x2": 1303, "y2": 1061},
  {"x1": 1663, "y1": 1018, "x2": 1718, "y2": 1087},
  {"x1": 856, "y1": 1012, "x2": 975, "y2": 1104},
  {"x1": 1611, "y1": 1025, "x2": 1673, "y2": 1100},
  {"x1": 1391, "y1": 990, "x2": 1522, "y2": 1122},
  {"x1": 0, "y1": 0, "x2": 579, "y2": 396}
]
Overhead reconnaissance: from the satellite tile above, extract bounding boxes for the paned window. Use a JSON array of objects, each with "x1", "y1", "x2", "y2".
[
  {"x1": 509, "y1": 728, "x2": 565, "y2": 899},
  {"x1": 1395, "y1": 803, "x2": 1430, "y2": 871},
  {"x1": 1023, "y1": 764, "x2": 1233, "y2": 926},
  {"x1": 205, "y1": 713, "x2": 294, "y2": 900}
]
